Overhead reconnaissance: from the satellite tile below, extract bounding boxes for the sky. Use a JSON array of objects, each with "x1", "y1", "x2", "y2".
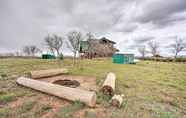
[{"x1": 0, "y1": 0, "x2": 186, "y2": 56}]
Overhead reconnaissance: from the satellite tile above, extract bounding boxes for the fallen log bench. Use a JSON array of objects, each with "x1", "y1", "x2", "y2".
[
  {"x1": 101, "y1": 72, "x2": 116, "y2": 96},
  {"x1": 16, "y1": 77, "x2": 96, "y2": 107},
  {"x1": 30, "y1": 68, "x2": 68, "y2": 79}
]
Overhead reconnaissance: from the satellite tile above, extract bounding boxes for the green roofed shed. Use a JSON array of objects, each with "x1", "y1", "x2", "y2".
[
  {"x1": 42, "y1": 54, "x2": 55, "y2": 59},
  {"x1": 112, "y1": 53, "x2": 134, "y2": 64}
]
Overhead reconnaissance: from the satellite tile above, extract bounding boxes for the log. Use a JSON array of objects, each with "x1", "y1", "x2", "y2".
[
  {"x1": 102, "y1": 72, "x2": 116, "y2": 96},
  {"x1": 17, "y1": 77, "x2": 96, "y2": 107},
  {"x1": 30, "y1": 68, "x2": 68, "y2": 79},
  {"x1": 111, "y1": 94, "x2": 124, "y2": 107}
]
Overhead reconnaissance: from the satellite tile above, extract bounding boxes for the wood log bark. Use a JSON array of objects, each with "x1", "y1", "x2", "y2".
[
  {"x1": 30, "y1": 68, "x2": 68, "y2": 79},
  {"x1": 111, "y1": 94, "x2": 123, "y2": 107},
  {"x1": 102, "y1": 72, "x2": 116, "y2": 96},
  {"x1": 17, "y1": 77, "x2": 96, "y2": 107}
]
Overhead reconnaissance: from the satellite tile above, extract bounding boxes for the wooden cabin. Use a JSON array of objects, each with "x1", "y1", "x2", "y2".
[{"x1": 80, "y1": 37, "x2": 119, "y2": 58}]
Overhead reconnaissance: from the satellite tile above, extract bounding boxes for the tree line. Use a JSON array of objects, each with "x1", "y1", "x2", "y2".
[
  {"x1": 22, "y1": 31, "x2": 186, "y2": 60},
  {"x1": 22, "y1": 31, "x2": 93, "y2": 63},
  {"x1": 138, "y1": 38, "x2": 186, "y2": 59}
]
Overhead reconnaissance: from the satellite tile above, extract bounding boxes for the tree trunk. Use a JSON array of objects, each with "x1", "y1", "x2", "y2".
[
  {"x1": 102, "y1": 72, "x2": 116, "y2": 96},
  {"x1": 73, "y1": 52, "x2": 76, "y2": 65},
  {"x1": 30, "y1": 68, "x2": 68, "y2": 79},
  {"x1": 56, "y1": 49, "x2": 60, "y2": 56},
  {"x1": 175, "y1": 52, "x2": 178, "y2": 59},
  {"x1": 17, "y1": 77, "x2": 96, "y2": 107}
]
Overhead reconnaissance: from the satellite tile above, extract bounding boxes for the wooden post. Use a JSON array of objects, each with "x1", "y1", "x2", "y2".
[
  {"x1": 111, "y1": 94, "x2": 124, "y2": 107},
  {"x1": 17, "y1": 77, "x2": 96, "y2": 107},
  {"x1": 30, "y1": 68, "x2": 68, "y2": 79},
  {"x1": 102, "y1": 72, "x2": 116, "y2": 96}
]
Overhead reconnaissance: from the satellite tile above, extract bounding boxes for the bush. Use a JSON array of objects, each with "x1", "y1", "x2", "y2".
[
  {"x1": 20, "y1": 101, "x2": 36, "y2": 113},
  {"x1": 166, "y1": 58, "x2": 173, "y2": 62},
  {"x1": 1, "y1": 74, "x2": 7, "y2": 78},
  {"x1": 58, "y1": 53, "x2": 64, "y2": 60},
  {"x1": 141, "y1": 57, "x2": 186, "y2": 62},
  {"x1": 0, "y1": 93, "x2": 16, "y2": 103},
  {"x1": 0, "y1": 74, "x2": 8, "y2": 80},
  {"x1": 175, "y1": 57, "x2": 186, "y2": 62}
]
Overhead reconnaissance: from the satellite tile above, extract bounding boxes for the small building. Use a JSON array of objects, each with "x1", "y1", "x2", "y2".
[
  {"x1": 112, "y1": 53, "x2": 134, "y2": 64},
  {"x1": 80, "y1": 37, "x2": 119, "y2": 58},
  {"x1": 42, "y1": 54, "x2": 55, "y2": 59}
]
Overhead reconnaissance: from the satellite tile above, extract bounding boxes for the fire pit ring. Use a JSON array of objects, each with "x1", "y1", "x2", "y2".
[{"x1": 53, "y1": 79, "x2": 80, "y2": 88}]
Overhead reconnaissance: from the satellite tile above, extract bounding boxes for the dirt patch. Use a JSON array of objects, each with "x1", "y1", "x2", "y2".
[
  {"x1": 73, "y1": 107, "x2": 109, "y2": 118},
  {"x1": 0, "y1": 101, "x2": 7, "y2": 108},
  {"x1": 39, "y1": 75, "x2": 97, "y2": 91}
]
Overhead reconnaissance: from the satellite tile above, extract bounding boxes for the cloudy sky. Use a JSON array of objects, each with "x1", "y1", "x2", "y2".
[{"x1": 0, "y1": 0, "x2": 186, "y2": 56}]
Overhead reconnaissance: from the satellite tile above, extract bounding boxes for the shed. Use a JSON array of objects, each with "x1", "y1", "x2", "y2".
[
  {"x1": 42, "y1": 54, "x2": 55, "y2": 59},
  {"x1": 112, "y1": 53, "x2": 134, "y2": 64}
]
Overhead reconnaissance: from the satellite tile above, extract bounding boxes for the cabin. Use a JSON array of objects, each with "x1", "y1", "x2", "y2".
[
  {"x1": 80, "y1": 37, "x2": 119, "y2": 58},
  {"x1": 112, "y1": 53, "x2": 134, "y2": 64}
]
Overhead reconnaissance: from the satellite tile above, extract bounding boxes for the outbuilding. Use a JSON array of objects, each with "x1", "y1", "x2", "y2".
[
  {"x1": 42, "y1": 54, "x2": 55, "y2": 59},
  {"x1": 112, "y1": 53, "x2": 134, "y2": 64}
]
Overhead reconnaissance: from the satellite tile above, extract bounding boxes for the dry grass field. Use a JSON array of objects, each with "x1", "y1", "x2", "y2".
[{"x1": 0, "y1": 58, "x2": 186, "y2": 118}]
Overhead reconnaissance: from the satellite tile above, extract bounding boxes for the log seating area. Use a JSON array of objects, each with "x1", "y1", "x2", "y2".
[
  {"x1": 17, "y1": 77, "x2": 96, "y2": 107},
  {"x1": 17, "y1": 69, "x2": 123, "y2": 108}
]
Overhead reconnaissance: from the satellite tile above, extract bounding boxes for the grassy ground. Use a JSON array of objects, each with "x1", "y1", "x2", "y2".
[{"x1": 0, "y1": 58, "x2": 186, "y2": 118}]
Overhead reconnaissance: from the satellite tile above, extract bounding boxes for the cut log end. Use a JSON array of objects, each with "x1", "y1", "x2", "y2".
[
  {"x1": 111, "y1": 99, "x2": 120, "y2": 107},
  {"x1": 89, "y1": 92, "x2": 97, "y2": 107},
  {"x1": 111, "y1": 95, "x2": 123, "y2": 108},
  {"x1": 102, "y1": 85, "x2": 114, "y2": 96}
]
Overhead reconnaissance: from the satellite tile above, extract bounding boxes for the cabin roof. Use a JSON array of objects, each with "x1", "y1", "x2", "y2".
[{"x1": 100, "y1": 37, "x2": 116, "y2": 44}]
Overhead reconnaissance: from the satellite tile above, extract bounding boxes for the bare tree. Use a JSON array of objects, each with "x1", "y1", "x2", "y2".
[
  {"x1": 86, "y1": 32, "x2": 94, "y2": 40},
  {"x1": 148, "y1": 40, "x2": 159, "y2": 57},
  {"x1": 170, "y1": 38, "x2": 186, "y2": 58},
  {"x1": 23, "y1": 45, "x2": 40, "y2": 56},
  {"x1": 67, "y1": 31, "x2": 83, "y2": 63},
  {"x1": 44, "y1": 34, "x2": 64, "y2": 56},
  {"x1": 138, "y1": 45, "x2": 147, "y2": 58}
]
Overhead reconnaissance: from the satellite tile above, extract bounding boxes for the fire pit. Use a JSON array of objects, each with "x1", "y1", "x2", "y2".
[
  {"x1": 40, "y1": 75, "x2": 97, "y2": 91},
  {"x1": 53, "y1": 79, "x2": 80, "y2": 88}
]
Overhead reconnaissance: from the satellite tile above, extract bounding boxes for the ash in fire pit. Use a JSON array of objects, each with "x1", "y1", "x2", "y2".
[{"x1": 53, "y1": 79, "x2": 80, "y2": 88}]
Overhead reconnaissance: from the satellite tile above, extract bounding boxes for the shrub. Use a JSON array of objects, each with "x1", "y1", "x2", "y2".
[
  {"x1": 96, "y1": 92, "x2": 111, "y2": 106},
  {"x1": 1, "y1": 74, "x2": 7, "y2": 78},
  {"x1": 0, "y1": 74, "x2": 8, "y2": 80},
  {"x1": 20, "y1": 101, "x2": 36, "y2": 113},
  {"x1": 58, "y1": 53, "x2": 64, "y2": 60},
  {"x1": 40, "y1": 104, "x2": 52, "y2": 112},
  {"x1": 34, "y1": 103, "x2": 52, "y2": 117},
  {"x1": 166, "y1": 58, "x2": 173, "y2": 62},
  {"x1": 0, "y1": 93, "x2": 16, "y2": 103}
]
